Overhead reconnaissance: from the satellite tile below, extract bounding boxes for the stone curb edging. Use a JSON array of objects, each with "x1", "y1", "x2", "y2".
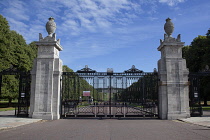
[{"x1": 177, "y1": 117, "x2": 210, "y2": 128}]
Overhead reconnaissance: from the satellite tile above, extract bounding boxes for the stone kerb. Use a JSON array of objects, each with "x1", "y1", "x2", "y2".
[{"x1": 158, "y1": 18, "x2": 190, "y2": 120}]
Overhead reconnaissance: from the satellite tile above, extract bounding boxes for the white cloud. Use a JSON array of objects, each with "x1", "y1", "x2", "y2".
[
  {"x1": 0, "y1": 0, "x2": 165, "y2": 52},
  {"x1": 6, "y1": 17, "x2": 28, "y2": 32},
  {"x1": 159, "y1": 0, "x2": 186, "y2": 6},
  {"x1": 56, "y1": 0, "x2": 144, "y2": 33},
  {"x1": 1, "y1": 0, "x2": 30, "y2": 21},
  {"x1": 1, "y1": 0, "x2": 159, "y2": 38}
]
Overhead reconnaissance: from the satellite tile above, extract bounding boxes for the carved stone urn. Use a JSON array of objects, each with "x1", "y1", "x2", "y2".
[
  {"x1": 46, "y1": 17, "x2": 56, "y2": 36},
  {"x1": 164, "y1": 18, "x2": 174, "y2": 37}
]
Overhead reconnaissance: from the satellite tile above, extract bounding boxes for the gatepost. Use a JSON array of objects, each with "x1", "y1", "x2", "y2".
[
  {"x1": 158, "y1": 18, "x2": 190, "y2": 120},
  {"x1": 29, "y1": 17, "x2": 63, "y2": 120}
]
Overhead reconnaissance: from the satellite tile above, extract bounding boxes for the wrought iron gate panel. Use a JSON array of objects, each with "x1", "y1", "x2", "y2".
[
  {"x1": 61, "y1": 66, "x2": 158, "y2": 118},
  {"x1": 189, "y1": 69, "x2": 210, "y2": 117},
  {"x1": 17, "y1": 72, "x2": 31, "y2": 117},
  {"x1": 0, "y1": 69, "x2": 30, "y2": 117}
]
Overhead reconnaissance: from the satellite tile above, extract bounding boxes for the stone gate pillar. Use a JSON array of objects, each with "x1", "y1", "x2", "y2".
[
  {"x1": 158, "y1": 18, "x2": 190, "y2": 120},
  {"x1": 29, "y1": 17, "x2": 63, "y2": 120}
]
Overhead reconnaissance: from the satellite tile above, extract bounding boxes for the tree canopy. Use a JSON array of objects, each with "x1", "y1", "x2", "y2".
[
  {"x1": 0, "y1": 15, "x2": 37, "y2": 72},
  {"x1": 0, "y1": 14, "x2": 12, "y2": 71},
  {"x1": 183, "y1": 29, "x2": 210, "y2": 106},
  {"x1": 0, "y1": 14, "x2": 37, "y2": 104},
  {"x1": 183, "y1": 33, "x2": 210, "y2": 72}
]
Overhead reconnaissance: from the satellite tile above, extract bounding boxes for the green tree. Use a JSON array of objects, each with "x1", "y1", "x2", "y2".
[
  {"x1": 63, "y1": 65, "x2": 73, "y2": 72},
  {"x1": 0, "y1": 15, "x2": 38, "y2": 105},
  {"x1": 120, "y1": 74, "x2": 158, "y2": 104},
  {"x1": 183, "y1": 30, "x2": 210, "y2": 106},
  {"x1": 0, "y1": 14, "x2": 37, "y2": 72},
  {"x1": 1, "y1": 75, "x2": 19, "y2": 106},
  {"x1": 183, "y1": 35, "x2": 208, "y2": 72},
  {"x1": 62, "y1": 65, "x2": 99, "y2": 102},
  {"x1": 0, "y1": 15, "x2": 13, "y2": 71},
  {"x1": 25, "y1": 41, "x2": 38, "y2": 70}
]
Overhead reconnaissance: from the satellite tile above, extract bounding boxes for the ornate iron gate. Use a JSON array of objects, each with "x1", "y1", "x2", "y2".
[
  {"x1": 189, "y1": 73, "x2": 202, "y2": 116},
  {"x1": 0, "y1": 68, "x2": 31, "y2": 117},
  {"x1": 61, "y1": 65, "x2": 158, "y2": 118},
  {"x1": 189, "y1": 66, "x2": 210, "y2": 117}
]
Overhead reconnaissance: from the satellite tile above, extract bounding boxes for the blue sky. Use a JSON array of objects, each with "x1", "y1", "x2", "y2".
[{"x1": 0, "y1": 0, "x2": 210, "y2": 72}]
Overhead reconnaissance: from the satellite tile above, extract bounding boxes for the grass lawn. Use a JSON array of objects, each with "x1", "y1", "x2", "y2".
[
  {"x1": 0, "y1": 99, "x2": 18, "y2": 103},
  {"x1": 0, "y1": 107, "x2": 15, "y2": 111},
  {"x1": 0, "y1": 99, "x2": 18, "y2": 109},
  {"x1": 202, "y1": 106, "x2": 210, "y2": 111}
]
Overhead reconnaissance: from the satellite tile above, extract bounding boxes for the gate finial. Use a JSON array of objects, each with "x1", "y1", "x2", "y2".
[
  {"x1": 77, "y1": 65, "x2": 96, "y2": 73},
  {"x1": 124, "y1": 65, "x2": 143, "y2": 73},
  {"x1": 46, "y1": 17, "x2": 56, "y2": 37},
  {"x1": 164, "y1": 18, "x2": 174, "y2": 37}
]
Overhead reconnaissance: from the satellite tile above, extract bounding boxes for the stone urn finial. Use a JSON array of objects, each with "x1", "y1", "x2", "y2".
[
  {"x1": 46, "y1": 17, "x2": 56, "y2": 36},
  {"x1": 164, "y1": 18, "x2": 174, "y2": 37}
]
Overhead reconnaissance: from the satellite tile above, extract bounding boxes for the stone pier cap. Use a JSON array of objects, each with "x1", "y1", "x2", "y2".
[{"x1": 36, "y1": 33, "x2": 63, "y2": 51}]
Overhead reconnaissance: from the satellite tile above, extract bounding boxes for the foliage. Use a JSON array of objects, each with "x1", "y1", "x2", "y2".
[
  {"x1": 183, "y1": 29, "x2": 210, "y2": 105},
  {"x1": 0, "y1": 107, "x2": 15, "y2": 111},
  {"x1": 183, "y1": 35, "x2": 210, "y2": 72},
  {"x1": 1, "y1": 75, "x2": 19, "y2": 101},
  {"x1": 0, "y1": 15, "x2": 12, "y2": 71},
  {"x1": 0, "y1": 15, "x2": 37, "y2": 104},
  {"x1": 62, "y1": 66, "x2": 102, "y2": 102},
  {"x1": 63, "y1": 65, "x2": 74, "y2": 72},
  {"x1": 0, "y1": 14, "x2": 37, "y2": 72},
  {"x1": 119, "y1": 74, "x2": 158, "y2": 104}
]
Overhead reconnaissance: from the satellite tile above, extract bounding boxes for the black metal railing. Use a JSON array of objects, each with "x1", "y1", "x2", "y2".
[
  {"x1": 0, "y1": 68, "x2": 31, "y2": 117},
  {"x1": 189, "y1": 68, "x2": 210, "y2": 117},
  {"x1": 61, "y1": 66, "x2": 158, "y2": 118}
]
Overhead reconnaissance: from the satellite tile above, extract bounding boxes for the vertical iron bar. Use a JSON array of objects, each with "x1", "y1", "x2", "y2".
[
  {"x1": 0, "y1": 75, "x2": 2, "y2": 97},
  {"x1": 67, "y1": 74, "x2": 70, "y2": 100},
  {"x1": 93, "y1": 76, "x2": 95, "y2": 102},
  {"x1": 109, "y1": 75, "x2": 111, "y2": 118},
  {"x1": 17, "y1": 73, "x2": 22, "y2": 116},
  {"x1": 60, "y1": 73, "x2": 63, "y2": 117},
  {"x1": 197, "y1": 76, "x2": 202, "y2": 116}
]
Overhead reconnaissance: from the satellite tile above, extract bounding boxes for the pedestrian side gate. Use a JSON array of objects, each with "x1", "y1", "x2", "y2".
[
  {"x1": 189, "y1": 66, "x2": 210, "y2": 117},
  {"x1": 61, "y1": 65, "x2": 158, "y2": 118},
  {"x1": 0, "y1": 68, "x2": 31, "y2": 117}
]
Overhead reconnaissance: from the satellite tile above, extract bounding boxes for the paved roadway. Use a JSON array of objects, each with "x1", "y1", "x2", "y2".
[
  {"x1": 0, "y1": 118, "x2": 210, "y2": 140},
  {"x1": 0, "y1": 110, "x2": 210, "y2": 140}
]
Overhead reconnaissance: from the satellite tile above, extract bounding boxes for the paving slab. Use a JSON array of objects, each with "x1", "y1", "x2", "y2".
[
  {"x1": 0, "y1": 110, "x2": 42, "y2": 130},
  {"x1": 0, "y1": 117, "x2": 42, "y2": 130},
  {"x1": 179, "y1": 117, "x2": 210, "y2": 128},
  {"x1": 0, "y1": 110, "x2": 16, "y2": 116}
]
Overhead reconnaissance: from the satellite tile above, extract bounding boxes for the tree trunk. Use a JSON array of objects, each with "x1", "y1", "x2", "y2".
[
  {"x1": 203, "y1": 98, "x2": 208, "y2": 106},
  {"x1": 8, "y1": 98, "x2": 12, "y2": 107}
]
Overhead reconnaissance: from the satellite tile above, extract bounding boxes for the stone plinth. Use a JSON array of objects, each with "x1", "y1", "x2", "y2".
[
  {"x1": 158, "y1": 35, "x2": 190, "y2": 120},
  {"x1": 29, "y1": 33, "x2": 63, "y2": 120}
]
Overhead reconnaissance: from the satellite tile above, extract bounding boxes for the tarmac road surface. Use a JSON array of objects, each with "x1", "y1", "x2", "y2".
[{"x1": 0, "y1": 118, "x2": 210, "y2": 140}]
